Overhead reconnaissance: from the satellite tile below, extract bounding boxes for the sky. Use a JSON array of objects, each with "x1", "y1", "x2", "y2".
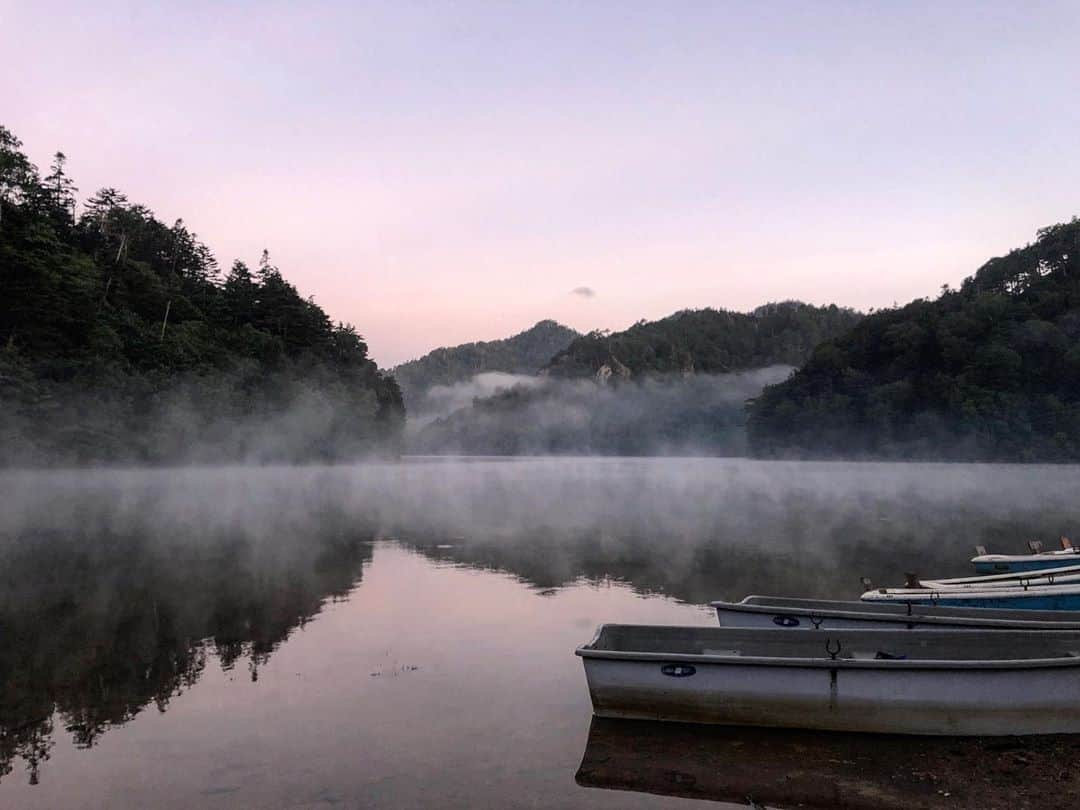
[{"x1": 3, "y1": 2, "x2": 1079, "y2": 366}]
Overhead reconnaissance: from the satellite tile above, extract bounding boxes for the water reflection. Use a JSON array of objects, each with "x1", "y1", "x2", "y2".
[
  {"x1": 0, "y1": 522, "x2": 373, "y2": 784},
  {"x1": 3, "y1": 460, "x2": 1080, "y2": 805},
  {"x1": 395, "y1": 460, "x2": 1080, "y2": 603},
  {"x1": 2, "y1": 540, "x2": 712, "y2": 809},
  {"x1": 576, "y1": 717, "x2": 1080, "y2": 809}
]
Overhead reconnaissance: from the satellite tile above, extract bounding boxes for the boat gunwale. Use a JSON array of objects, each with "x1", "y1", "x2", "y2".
[
  {"x1": 710, "y1": 598, "x2": 1080, "y2": 629},
  {"x1": 862, "y1": 582, "x2": 1080, "y2": 599},
  {"x1": 575, "y1": 646, "x2": 1080, "y2": 670},
  {"x1": 972, "y1": 550, "x2": 1080, "y2": 564}
]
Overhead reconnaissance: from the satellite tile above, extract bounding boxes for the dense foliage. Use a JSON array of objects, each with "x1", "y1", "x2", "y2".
[
  {"x1": 544, "y1": 302, "x2": 862, "y2": 379},
  {"x1": 748, "y1": 220, "x2": 1080, "y2": 461},
  {"x1": 0, "y1": 126, "x2": 403, "y2": 465},
  {"x1": 392, "y1": 319, "x2": 578, "y2": 410}
]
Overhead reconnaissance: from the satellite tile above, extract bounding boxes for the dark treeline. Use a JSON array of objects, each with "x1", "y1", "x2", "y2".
[
  {"x1": 0, "y1": 126, "x2": 403, "y2": 465},
  {"x1": 748, "y1": 219, "x2": 1080, "y2": 461},
  {"x1": 393, "y1": 319, "x2": 579, "y2": 412},
  {"x1": 544, "y1": 301, "x2": 863, "y2": 380}
]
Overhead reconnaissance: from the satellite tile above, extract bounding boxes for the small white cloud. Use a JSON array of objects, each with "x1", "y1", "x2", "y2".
[{"x1": 571, "y1": 286, "x2": 596, "y2": 298}]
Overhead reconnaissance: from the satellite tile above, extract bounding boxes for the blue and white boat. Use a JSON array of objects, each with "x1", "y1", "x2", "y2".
[
  {"x1": 971, "y1": 538, "x2": 1079, "y2": 574},
  {"x1": 861, "y1": 581, "x2": 1080, "y2": 611},
  {"x1": 920, "y1": 562, "x2": 1080, "y2": 589}
]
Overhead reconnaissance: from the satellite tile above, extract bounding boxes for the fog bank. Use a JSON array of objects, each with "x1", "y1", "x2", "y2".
[
  {"x1": 5, "y1": 458, "x2": 1080, "y2": 603},
  {"x1": 410, "y1": 367, "x2": 793, "y2": 455}
]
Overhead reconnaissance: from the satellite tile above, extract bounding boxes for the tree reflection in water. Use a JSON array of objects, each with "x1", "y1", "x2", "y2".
[
  {"x1": 399, "y1": 463, "x2": 1080, "y2": 605},
  {"x1": 0, "y1": 523, "x2": 373, "y2": 784}
]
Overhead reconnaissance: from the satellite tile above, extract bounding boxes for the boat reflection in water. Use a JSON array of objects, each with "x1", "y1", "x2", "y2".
[{"x1": 575, "y1": 717, "x2": 1080, "y2": 809}]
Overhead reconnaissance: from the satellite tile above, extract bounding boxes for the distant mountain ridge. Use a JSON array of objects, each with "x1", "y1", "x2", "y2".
[
  {"x1": 411, "y1": 301, "x2": 862, "y2": 456},
  {"x1": 544, "y1": 301, "x2": 863, "y2": 380},
  {"x1": 393, "y1": 319, "x2": 579, "y2": 410}
]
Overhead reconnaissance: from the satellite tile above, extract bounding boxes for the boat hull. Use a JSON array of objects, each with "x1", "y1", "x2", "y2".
[
  {"x1": 915, "y1": 593, "x2": 1080, "y2": 610},
  {"x1": 973, "y1": 555, "x2": 1080, "y2": 574},
  {"x1": 716, "y1": 606, "x2": 933, "y2": 630},
  {"x1": 862, "y1": 588, "x2": 1080, "y2": 611},
  {"x1": 582, "y1": 657, "x2": 1080, "y2": 735}
]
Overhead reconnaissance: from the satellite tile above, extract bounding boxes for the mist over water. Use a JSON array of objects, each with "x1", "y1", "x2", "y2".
[
  {"x1": 5, "y1": 458, "x2": 1080, "y2": 600},
  {"x1": 409, "y1": 367, "x2": 794, "y2": 455},
  {"x1": 4, "y1": 457, "x2": 1080, "y2": 805},
  {"x1": 405, "y1": 372, "x2": 545, "y2": 428}
]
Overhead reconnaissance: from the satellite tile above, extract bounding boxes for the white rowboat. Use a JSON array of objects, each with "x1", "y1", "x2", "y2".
[
  {"x1": 576, "y1": 625, "x2": 1080, "y2": 735},
  {"x1": 919, "y1": 562, "x2": 1080, "y2": 589}
]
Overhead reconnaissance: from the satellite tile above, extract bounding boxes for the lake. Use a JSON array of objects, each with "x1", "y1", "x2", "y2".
[{"x1": 3, "y1": 458, "x2": 1080, "y2": 808}]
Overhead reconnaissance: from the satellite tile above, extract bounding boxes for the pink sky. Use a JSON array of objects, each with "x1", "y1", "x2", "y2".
[{"x1": 3, "y1": 2, "x2": 1079, "y2": 366}]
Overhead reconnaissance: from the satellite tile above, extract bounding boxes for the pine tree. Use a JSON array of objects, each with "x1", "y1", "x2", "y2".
[
  {"x1": 222, "y1": 259, "x2": 256, "y2": 325},
  {"x1": 42, "y1": 151, "x2": 77, "y2": 227}
]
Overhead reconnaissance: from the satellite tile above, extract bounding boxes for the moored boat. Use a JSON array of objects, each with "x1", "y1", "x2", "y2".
[
  {"x1": 919, "y1": 562, "x2": 1080, "y2": 589},
  {"x1": 713, "y1": 595, "x2": 1080, "y2": 630},
  {"x1": 576, "y1": 624, "x2": 1080, "y2": 735},
  {"x1": 972, "y1": 537, "x2": 1079, "y2": 574},
  {"x1": 861, "y1": 581, "x2": 1080, "y2": 610}
]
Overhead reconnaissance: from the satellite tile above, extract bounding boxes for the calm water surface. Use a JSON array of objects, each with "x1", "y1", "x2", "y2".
[{"x1": 4, "y1": 458, "x2": 1080, "y2": 808}]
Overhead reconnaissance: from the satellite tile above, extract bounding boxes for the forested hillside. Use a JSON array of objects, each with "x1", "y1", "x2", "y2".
[
  {"x1": 748, "y1": 220, "x2": 1080, "y2": 461},
  {"x1": 544, "y1": 302, "x2": 862, "y2": 379},
  {"x1": 0, "y1": 126, "x2": 403, "y2": 465},
  {"x1": 393, "y1": 319, "x2": 578, "y2": 410},
  {"x1": 413, "y1": 303, "x2": 861, "y2": 456}
]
